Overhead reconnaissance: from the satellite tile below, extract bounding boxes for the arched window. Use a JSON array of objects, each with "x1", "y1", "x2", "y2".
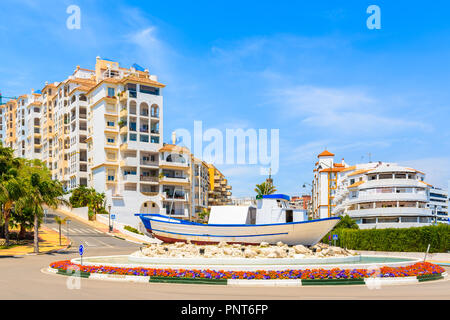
[
  {"x1": 139, "y1": 102, "x2": 149, "y2": 116},
  {"x1": 151, "y1": 104, "x2": 159, "y2": 118}
]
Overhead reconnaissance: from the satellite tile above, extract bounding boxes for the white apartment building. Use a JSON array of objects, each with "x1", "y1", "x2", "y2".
[
  {"x1": 312, "y1": 150, "x2": 439, "y2": 229},
  {"x1": 427, "y1": 187, "x2": 449, "y2": 224},
  {"x1": 311, "y1": 150, "x2": 347, "y2": 219},
  {"x1": 0, "y1": 57, "x2": 233, "y2": 228}
]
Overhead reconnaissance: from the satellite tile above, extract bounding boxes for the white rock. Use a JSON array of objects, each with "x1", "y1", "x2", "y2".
[
  {"x1": 259, "y1": 242, "x2": 270, "y2": 247},
  {"x1": 218, "y1": 241, "x2": 227, "y2": 248},
  {"x1": 244, "y1": 249, "x2": 257, "y2": 258}
]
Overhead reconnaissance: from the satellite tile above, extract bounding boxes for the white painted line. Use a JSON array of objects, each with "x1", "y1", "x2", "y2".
[
  {"x1": 84, "y1": 241, "x2": 96, "y2": 247},
  {"x1": 95, "y1": 238, "x2": 113, "y2": 248},
  {"x1": 364, "y1": 276, "x2": 418, "y2": 286},
  {"x1": 227, "y1": 279, "x2": 302, "y2": 287}
]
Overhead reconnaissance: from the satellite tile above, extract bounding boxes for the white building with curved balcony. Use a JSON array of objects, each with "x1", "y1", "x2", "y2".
[{"x1": 332, "y1": 162, "x2": 434, "y2": 229}]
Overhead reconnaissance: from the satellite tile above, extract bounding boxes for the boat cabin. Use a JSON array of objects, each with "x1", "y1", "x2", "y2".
[{"x1": 208, "y1": 194, "x2": 307, "y2": 225}]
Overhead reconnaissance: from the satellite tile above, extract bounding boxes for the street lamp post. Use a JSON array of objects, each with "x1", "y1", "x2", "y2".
[
  {"x1": 108, "y1": 204, "x2": 112, "y2": 232},
  {"x1": 66, "y1": 219, "x2": 71, "y2": 244},
  {"x1": 302, "y1": 183, "x2": 313, "y2": 219}
]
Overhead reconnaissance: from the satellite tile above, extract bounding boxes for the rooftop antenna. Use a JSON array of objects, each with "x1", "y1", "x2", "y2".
[{"x1": 368, "y1": 152, "x2": 372, "y2": 163}]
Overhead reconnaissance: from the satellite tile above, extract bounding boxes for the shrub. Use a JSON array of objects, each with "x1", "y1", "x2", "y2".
[
  {"x1": 124, "y1": 225, "x2": 143, "y2": 235},
  {"x1": 329, "y1": 224, "x2": 449, "y2": 253}
]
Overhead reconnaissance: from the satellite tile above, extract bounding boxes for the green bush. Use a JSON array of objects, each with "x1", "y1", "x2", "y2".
[
  {"x1": 326, "y1": 224, "x2": 449, "y2": 253},
  {"x1": 124, "y1": 225, "x2": 143, "y2": 235}
]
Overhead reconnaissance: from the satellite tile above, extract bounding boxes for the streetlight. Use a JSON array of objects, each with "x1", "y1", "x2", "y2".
[
  {"x1": 66, "y1": 219, "x2": 71, "y2": 244},
  {"x1": 108, "y1": 204, "x2": 112, "y2": 232}
]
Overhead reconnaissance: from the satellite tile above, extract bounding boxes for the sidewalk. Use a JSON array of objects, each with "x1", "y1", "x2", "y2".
[
  {"x1": 0, "y1": 226, "x2": 69, "y2": 256},
  {"x1": 55, "y1": 207, "x2": 158, "y2": 245}
]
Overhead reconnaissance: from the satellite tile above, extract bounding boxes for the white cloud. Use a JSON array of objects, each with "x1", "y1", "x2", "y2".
[
  {"x1": 271, "y1": 85, "x2": 431, "y2": 134},
  {"x1": 401, "y1": 157, "x2": 450, "y2": 190}
]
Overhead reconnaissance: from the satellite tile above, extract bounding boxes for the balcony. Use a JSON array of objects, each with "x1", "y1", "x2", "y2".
[
  {"x1": 140, "y1": 176, "x2": 159, "y2": 183},
  {"x1": 119, "y1": 108, "x2": 127, "y2": 117},
  {"x1": 140, "y1": 159, "x2": 159, "y2": 167},
  {"x1": 122, "y1": 174, "x2": 138, "y2": 183},
  {"x1": 120, "y1": 157, "x2": 138, "y2": 167},
  {"x1": 160, "y1": 176, "x2": 189, "y2": 185},
  {"x1": 163, "y1": 191, "x2": 188, "y2": 201},
  {"x1": 349, "y1": 192, "x2": 428, "y2": 203},
  {"x1": 347, "y1": 207, "x2": 432, "y2": 218},
  {"x1": 119, "y1": 126, "x2": 128, "y2": 135},
  {"x1": 160, "y1": 160, "x2": 189, "y2": 169},
  {"x1": 119, "y1": 91, "x2": 129, "y2": 103}
]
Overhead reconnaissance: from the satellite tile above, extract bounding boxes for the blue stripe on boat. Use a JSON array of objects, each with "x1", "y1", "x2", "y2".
[
  {"x1": 136, "y1": 213, "x2": 340, "y2": 227},
  {"x1": 150, "y1": 228, "x2": 289, "y2": 238}
]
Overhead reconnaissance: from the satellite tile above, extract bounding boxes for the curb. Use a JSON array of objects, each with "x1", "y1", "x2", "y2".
[
  {"x1": 46, "y1": 267, "x2": 448, "y2": 286},
  {"x1": 1, "y1": 240, "x2": 72, "y2": 258}
]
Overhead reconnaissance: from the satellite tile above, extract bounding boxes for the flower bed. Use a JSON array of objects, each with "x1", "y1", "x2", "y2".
[{"x1": 50, "y1": 260, "x2": 445, "y2": 280}]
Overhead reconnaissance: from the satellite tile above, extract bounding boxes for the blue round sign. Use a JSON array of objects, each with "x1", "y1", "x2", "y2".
[{"x1": 78, "y1": 244, "x2": 84, "y2": 256}]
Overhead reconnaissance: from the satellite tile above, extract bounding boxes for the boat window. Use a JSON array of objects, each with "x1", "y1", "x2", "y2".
[{"x1": 286, "y1": 210, "x2": 293, "y2": 223}]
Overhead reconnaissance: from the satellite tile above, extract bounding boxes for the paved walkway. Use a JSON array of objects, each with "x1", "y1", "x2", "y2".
[
  {"x1": 54, "y1": 207, "x2": 158, "y2": 245},
  {"x1": 0, "y1": 226, "x2": 69, "y2": 256}
]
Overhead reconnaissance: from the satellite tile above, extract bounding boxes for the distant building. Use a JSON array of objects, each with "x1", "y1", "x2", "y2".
[
  {"x1": 207, "y1": 164, "x2": 232, "y2": 206},
  {"x1": 311, "y1": 150, "x2": 442, "y2": 229},
  {"x1": 289, "y1": 195, "x2": 311, "y2": 210},
  {"x1": 427, "y1": 187, "x2": 449, "y2": 224}
]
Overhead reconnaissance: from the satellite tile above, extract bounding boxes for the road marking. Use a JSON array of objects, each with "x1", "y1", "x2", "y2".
[
  {"x1": 95, "y1": 238, "x2": 113, "y2": 248},
  {"x1": 84, "y1": 240, "x2": 96, "y2": 247}
]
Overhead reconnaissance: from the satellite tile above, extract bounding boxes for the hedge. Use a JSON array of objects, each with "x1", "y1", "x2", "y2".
[{"x1": 323, "y1": 224, "x2": 450, "y2": 253}]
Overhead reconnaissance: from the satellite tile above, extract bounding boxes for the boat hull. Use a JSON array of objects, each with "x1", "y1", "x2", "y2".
[{"x1": 136, "y1": 214, "x2": 340, "y2": 246}]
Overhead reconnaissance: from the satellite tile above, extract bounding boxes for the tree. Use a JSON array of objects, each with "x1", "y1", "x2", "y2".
[
  {"x1": 334, "y1": 215, "x2": 359, "y2": 230},
  {"x1": 254, "y1": 182, "x2": 277, "y2": 196},
  {"x1": 16, "y1": 159, "x2": 67, "y2": 253},
  {"x1": 54, "y1": 215, "x2": 68, "y2": 245},
  {"x1": 0, "y1": 145, "x2": 23, "y2": 246},
  {"x1": 69, "y1": 186, "x2": 106, "y2": 221}
]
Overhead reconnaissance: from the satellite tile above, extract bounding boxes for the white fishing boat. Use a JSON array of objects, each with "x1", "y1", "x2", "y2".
[{"x1": 136, "y1": 194, "x2": 340, "y2": 246}]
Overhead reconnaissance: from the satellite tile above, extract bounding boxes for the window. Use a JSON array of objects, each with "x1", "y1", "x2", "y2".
[
  {"x1": 130, "y1": 133, "x2": 137, "y2": 141},
  {"x1": 140, "y1": 134, "x2": 149, "y2": 142},
  {"x1": 107, "y1": 87, "x2": 115, "y2": 97},
  {"x1": 107, "y1": 121, "x2": 115, "y2": 127},
  {"x1": 107, "y1": 137, "x2": 115, "y2": 143}
]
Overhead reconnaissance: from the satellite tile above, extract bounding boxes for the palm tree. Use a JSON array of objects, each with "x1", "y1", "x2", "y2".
[
  {"x1": 254, "y1": 181, "x2": 277, "y2": 197},
  {"x1": 0, "y1": 176, "x2": 23, "y2": 246},
  {"x1": 0, "y1": 144, "x2": 22, "y2": 246},
  {"x1": 54, "y1": 215, "x2": 68, "y2": 245},
  {"x1": 17, "y1": 160, "x2": 67, "y2": 253}
]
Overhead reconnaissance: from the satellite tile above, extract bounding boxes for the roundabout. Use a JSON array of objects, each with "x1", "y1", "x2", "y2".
[{"x1": 47, "y1": 241, "x2": 447, "y2": 286}]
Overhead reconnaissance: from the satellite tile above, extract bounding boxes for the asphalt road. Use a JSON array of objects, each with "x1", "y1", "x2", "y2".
[
  {"x1": 43, "y1": 210, "x2": 139, "y2": 250},
  {"x1": 0, "y1": 213, "x2": 449, "y2": 299}
]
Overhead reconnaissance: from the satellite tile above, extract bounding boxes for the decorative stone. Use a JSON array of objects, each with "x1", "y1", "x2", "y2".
[
  {"x1": 217, "y1": 241, "x2": 227, "y2": 248},
  {"x1": 259, "y1": 242, "x2": 270, "y2": 247}
]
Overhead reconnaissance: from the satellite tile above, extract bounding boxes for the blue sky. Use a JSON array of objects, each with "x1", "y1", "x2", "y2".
[{"x1": 1, "y1": 0, "x2": 450, "y2": 196}]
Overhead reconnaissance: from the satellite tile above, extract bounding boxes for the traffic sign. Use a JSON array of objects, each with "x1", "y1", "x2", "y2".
[
  {"x1": 332, "y1": 234, "x2": 338, "y2": 241},
  {"x1": 111, "y1": 214, "x2": 116, "y2": 220},
  {"x1": 78, "y1": 244, "x2": 84, "y2": 256}
]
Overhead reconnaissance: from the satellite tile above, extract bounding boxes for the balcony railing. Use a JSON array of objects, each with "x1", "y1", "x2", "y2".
[
  {"x1": 140, "y1": 160, "x2": 159, "y2": 166},
  {"x1": 140, "y1": 176, "x2": 159, "y2": 182}
]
